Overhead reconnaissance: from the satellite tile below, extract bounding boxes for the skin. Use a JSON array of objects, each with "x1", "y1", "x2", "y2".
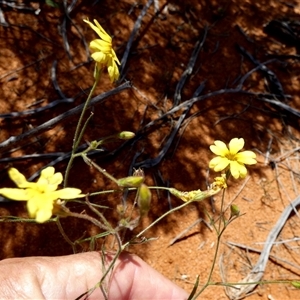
[{"x1": 0, "y1": 251, "x2": 188, "y2": 300}]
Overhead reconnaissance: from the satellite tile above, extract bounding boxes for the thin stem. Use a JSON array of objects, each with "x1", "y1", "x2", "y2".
[
  {"x1": 55, "y1": 217, "x2": 77, "y2": 253},
  {"x1": 190, "y1": 223, "x2": 228, "y2": 299},
  {"x1": 88, "y1": 185, "x2": 171, "y2": 197},
  {"x1": 75, "y1": 111, "x2": 95, "y2": 150},
  {"x1": 66, "y1": 211, "x2": 111, "y2": 231},
  {"x1": 218, "y1": 188, "x2": 226, "y2": 233},
  {"x1": 82, "y1": 154, "x2": 119, "y2": 185},
  {"x1": 64, "y1": 75, "x2": 100, "y2": 187},
  {"x1": 73, "y1": 77, "x2": 100, "y2": 149},
  {"x1": 191, "y1": 189, "x2": 231, "y2": 299},
  {"x1": 85, "y1": 196, "x2": 114, "y2": 232},
  {"x1": 123, "y1": 199, "x2": 191, "y2": 248},
  {"x1": 74, "y1": 248, "x2": 123, "y2": 300}
]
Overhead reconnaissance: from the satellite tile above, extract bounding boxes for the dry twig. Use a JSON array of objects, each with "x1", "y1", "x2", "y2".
[{"x1": 225, "y1": 195, "x2": 300, "y2": 300}]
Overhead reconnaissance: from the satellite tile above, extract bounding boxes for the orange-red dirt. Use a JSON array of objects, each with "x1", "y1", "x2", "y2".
[{"x1": 1, "y1": 1, "x2": 300, "y2": 299}]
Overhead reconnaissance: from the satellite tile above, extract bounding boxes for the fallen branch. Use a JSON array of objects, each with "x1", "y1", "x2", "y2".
[
  {"x1": 0, "y1": 81, "x2": 131, "y2": 153},
  {"x1": 225, "y1": 195, "x2": 300, "y2": 300}
]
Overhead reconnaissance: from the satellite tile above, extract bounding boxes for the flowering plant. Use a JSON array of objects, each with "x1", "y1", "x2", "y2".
[{"x1": 0, "y1": 167, "x2": 84, "y2": 223}]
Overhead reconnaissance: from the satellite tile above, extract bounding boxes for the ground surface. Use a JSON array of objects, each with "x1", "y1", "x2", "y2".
[{"x1": 0, "y1": 0, "x2": 300, "y2": 299}]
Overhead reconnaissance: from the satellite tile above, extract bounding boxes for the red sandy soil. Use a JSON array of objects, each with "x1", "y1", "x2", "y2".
[{"x1": 1, "y1": 0, "x2": 300, "y2": 299}]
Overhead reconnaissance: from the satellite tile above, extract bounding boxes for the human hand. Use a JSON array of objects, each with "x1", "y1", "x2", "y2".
[{"x1": 0, "y1": 251, "x2": 188, "y2": 299}]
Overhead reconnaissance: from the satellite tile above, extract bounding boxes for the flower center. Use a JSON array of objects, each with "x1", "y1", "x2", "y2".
[{"x1": 226, "y1": 153, "x2": 237, "y2": 161}]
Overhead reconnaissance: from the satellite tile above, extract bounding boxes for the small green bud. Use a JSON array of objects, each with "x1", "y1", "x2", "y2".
[
  {"x1": 117, "y1": 176, "x2": 144, "y2": 187},
  {"x1": 291, "y1": 281, "x2": 300, "y2": 289},
  {"x1": 118, "y1": 131, "x2": 135, "y2": 140},
  {"x1": 230, "y1": 204, "x2": 240, "y2": 218},
  {"x1": 118, "y1": 218, "x2": 130, "y2": 228},
  {"x1": 90, "y1": 140, "x2": 99, "y2": 150},
  {"x1": 137, "y1": 184, "x2": 151, "y2": 216}
]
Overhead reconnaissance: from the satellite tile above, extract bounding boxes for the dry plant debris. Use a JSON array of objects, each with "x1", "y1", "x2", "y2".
[{"x1": 0, "y1": 0, "x2": 300, "y2": 299}]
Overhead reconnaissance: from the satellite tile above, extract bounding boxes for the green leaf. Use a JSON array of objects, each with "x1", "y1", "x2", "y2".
[
  {"x1": 45, "y1": 0, "x2": 60, "y2": 8},
  {"x1": 187, "y1": 275, "x2": 199, "y2": 300}
]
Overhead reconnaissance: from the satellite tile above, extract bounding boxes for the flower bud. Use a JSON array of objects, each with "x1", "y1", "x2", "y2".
[
  {"x1": 137, "y1": 184, "x2": 151, "y2": 216},
  {"x1": 119, "y1": 218, "x2": 129, "y2": 227},
  {"x1": 117, "y1": 176, "x2": 144, "y2": 187},
  {"x1": 116, "y1": 204, "x2": 126, "y2": 216},
  {"x1": 118, "y1": 131, "x2": 135, "y2": 140},
  {"x1": 212, "y1": 174, "x2": 227, "y2": 190},
  {"x1": 230, "y1": 204, "x2": 240, "y2": 218},
  {"x1": 89, "y1": 140, "x2": 99, "y2": 150},
  {"x1": 291, "y1": 281, "x2": 300, "y2": 289}
]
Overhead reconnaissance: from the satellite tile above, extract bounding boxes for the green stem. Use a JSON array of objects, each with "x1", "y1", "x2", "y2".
[
  {"x1": 191, "y1": 190, "x2": 229, "y2": 298},
  {"x1": 75, "y1": 240, "x2": 123, "y2": 300},
  {"x1": 64, "y1": 75, "x2": 100, "y2": 187},
  {"x1": 75, "y1": 112, "x2": 95, "y2": 151},
  {"x1": 81, "y1": 154, "x2": 119, "y2": 185},
  {"x1": 66, "y1": 210, "x2": 111, "y2": 232},
  {"x1": 85, "y1": 196, "x2": 114, "y2": 232},
  {"x1": 218, "y1": 188, "x2": 226, "y2": 233},
  {"x1": 192, "y1": 228, "x2": 224, "y2": 298},
  {"x1": 55, "y1": 217, "x2": 77, "y2": 253},
  {"x1": 88, "y1": 186, "x2": 171, "y2": 197},
  {"x1": 123, "y1": 199, "x2": 191, "y2": 248}
]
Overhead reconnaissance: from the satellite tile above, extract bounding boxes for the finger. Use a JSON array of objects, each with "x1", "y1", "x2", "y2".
[
  {"x1": 109, "y1": 252, "x2": 188, "y2": 300},
  {"x1": 0, "y1": 252, "x2": 188, "y2": 300}
]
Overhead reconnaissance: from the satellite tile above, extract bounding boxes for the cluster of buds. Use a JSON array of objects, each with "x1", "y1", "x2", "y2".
[{"x1": 117, "y1": 168, "x2": 151, "y2": 218}]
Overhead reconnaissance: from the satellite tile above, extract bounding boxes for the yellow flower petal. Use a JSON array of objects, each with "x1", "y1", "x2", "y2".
[
  {"x1": 8, "y1": 168, "x2": 35, "y2": 189},
  {"x1": 235, "y1": 151, "x2": 257, "y2": 165},
  {"x1": 48, "y1": 172, "x2": 63, "y2": 186},
  {"x1": 27, "y1": 196, "x2": 54, "y2": 223},
  {"x1": 35, "y1": 209, "x2": 53, "y2": 223},
  {"x1": 107, "y1": 59, "x2": 120, "y2": 83},
  {"x1": 83, "y1": 19, "x2": 111, "y2": 43},
  {"x1": 38, "y1": 167, "x2": 62, "y2": 185},
  {"x1": 230, "y1": 161, "x2": 247, "y2": 179},
  {"x1": 53, "y1": 188, "x2": 84, "y2": 199},
  {"x1": 209, "y1": 156, "x2": 230, "y2": 171},
  {"x1": 39, "y1": 166, "x2": 55, "y2": 178},
  {"x1": 210, "y1": 140, "x2": 229, "y2": 156},
  {"x1": 91, "y1": 51, "x2": 108, "y2": 64},
  {"x1": 0, "y1": 188, "x2": 31, "y2": 200},
  {"x1": 36, "y1": 167, "x2": 62, "y2": 193},
  {"x1": 111, "y1": 48, "x2": 120, "y2": 65},
  {"x1": 90, "y1": 39, "x2": 112, "y2": 54},
  {"x1": 228, "y1": 138, "x2": 244, "y2": 155},
  {"x1": 93, "y1": 19, "x2": 111, "y2": 42}
]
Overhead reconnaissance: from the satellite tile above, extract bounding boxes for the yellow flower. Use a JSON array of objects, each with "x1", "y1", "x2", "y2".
[
  {"x1": 211, "y1": 174, "x2": 227, "y2": 190},
  {"x1": 209, "y1": 138, "x2": 257, "y2": 179},
  {"x1": 169, "y1": 175, "x2": 227, "y2": 203},
  {"x1": 84, "y1": 19, "x2": 120, "y2": 82},
  {"x1": 0, "y1": 167, "x2": 84, "y2": 223}
]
